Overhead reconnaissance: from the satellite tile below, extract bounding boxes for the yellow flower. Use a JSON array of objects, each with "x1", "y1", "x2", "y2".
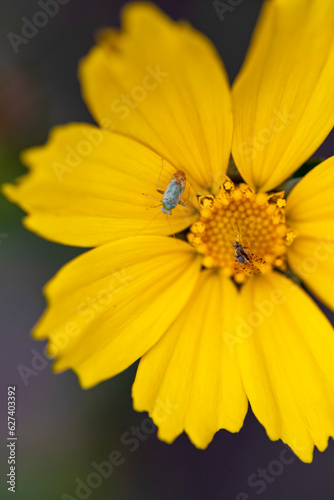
[{"x1": 3, "y1": 0, "x2": 334, "y2": 462}]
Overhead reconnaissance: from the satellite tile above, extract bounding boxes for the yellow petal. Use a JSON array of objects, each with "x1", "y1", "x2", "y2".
[
  {"x1": 232, "y1": 0, "x2": 334, "y2": 192},
  {"x1": 132, "y1": 270, "x2": 247, "y2": 448},
  {"x1": 287, "y1": 236, "x2": 334, "y2": 312},
  {"x1": 237, "y1": 272, "x2": 334, "y2": 462},
  {"x1": 286, "y1": 156, "x2": 334, "y2": 239},
  {"x1": 34, "y1": 236, "x2": 201, "y2": 388},
  {"x1": 79, "y1": 3, "x2": 232, "y2": 192},
  {"x1": 2, "y1": 124, "x2": 198, "y2": 247}
]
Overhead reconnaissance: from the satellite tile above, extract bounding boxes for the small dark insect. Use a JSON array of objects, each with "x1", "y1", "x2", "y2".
[{"x1": 233, "y1": 240, "x2": 266, "y2": 275}]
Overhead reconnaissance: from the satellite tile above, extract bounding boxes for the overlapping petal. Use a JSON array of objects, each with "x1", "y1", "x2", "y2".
[
  {"x1": 79, "y1": 3, "x2": 232, "y2": 192},
  {"x1": 34, "y1": 236, "x2": 201, "y2": 388},
  {"x1": 286, "y1": 156, "x2": 334, "y2": 240},
  {"x1": 237, "y1": 272, "x2": 334, "y2": 462},
  {"x1": 285, "y1": 156, "x2": 334, "y2": 311},
  {"x1": 287, "y1": 237, "x2": 334, "y2": 312},
  {"x1": 232, "y1": 0, "x2": 334, "y2": 192},
  {"x1": 2, "y1": 124, "x2": 198, "y2": 247},
  {"x1": 132, "y1": 270, "x2": 247, "y2": 447}
]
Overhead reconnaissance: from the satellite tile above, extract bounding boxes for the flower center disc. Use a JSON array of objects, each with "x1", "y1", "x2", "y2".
[{"x1": 188, "y1": 179, "x2": 295, "y2": 283}]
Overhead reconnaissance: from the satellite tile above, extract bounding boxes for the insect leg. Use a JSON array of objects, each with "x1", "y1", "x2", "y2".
[
  {"x1": 145, "y1": 203, "x2": 163, "y2": 210},
  {"x1": 142, "y1": 193, "x2": 162, "y2": 203},
  {"x1": 156, "y1": 158, "x2": 165, "y2": 194},
  {"x1": 178, "y1": 186, "x2": 190, "y2": 208},
  {"x1": 165, "y1": 214, "x2": 179, "y2": 243},
  {"x1": 134, "y1": 211, "x2": 162, "y2": 237}
]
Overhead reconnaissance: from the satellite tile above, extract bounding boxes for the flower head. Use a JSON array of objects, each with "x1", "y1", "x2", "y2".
[{"x1": 3, "y1": 0, "x2": 334, "y2": 462}]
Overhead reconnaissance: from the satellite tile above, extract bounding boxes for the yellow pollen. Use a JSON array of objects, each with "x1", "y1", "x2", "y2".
[
  {"x1": 277, "y1": 199, "x2": 287, "y2": 208},
  {"x1": 199, "y1": 196, "x2": 214, "y2": 209},
  {"x1": 188, "y1": 180, "x2": 294, "y2": 281},
  {"x1": 223, "y1": 180, "x2": 234, "y2": 191},
  {"x1": 286, "y1": 230, "x2": 296, "y2": 245}
]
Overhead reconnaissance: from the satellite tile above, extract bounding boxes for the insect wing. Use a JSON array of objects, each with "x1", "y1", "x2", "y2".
[
  {"x1": 251, "y1": 255, "x2": 266, "y2": 264},
  {"x1": 235, "y1": 261, "x2": 261, "y2": 275},
  {"x1": 239, "y1": 245, "x2": 266, "y2": 265},
  {"x1": 162, "y1": 178, "x2": 185, "y2": 210},
  {"x1": 244, "y1": 250, "x2": 266, "y2": 265}
]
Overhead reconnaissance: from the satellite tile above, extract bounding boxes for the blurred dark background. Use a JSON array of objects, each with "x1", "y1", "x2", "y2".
[{"x1": 1, "y1": 1, "x2": 334, "y2": 499}]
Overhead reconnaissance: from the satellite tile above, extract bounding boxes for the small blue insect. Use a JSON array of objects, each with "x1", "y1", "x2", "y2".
[
  {"x1": 140, "y1": 160, "x2": 190, "y2": 237},
  {"x1": 143, "y1": 159, "x2": 189, "y2": 214},
  {"x1": 157, "y1": 169, "x2": 188, "y2": 214}
]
